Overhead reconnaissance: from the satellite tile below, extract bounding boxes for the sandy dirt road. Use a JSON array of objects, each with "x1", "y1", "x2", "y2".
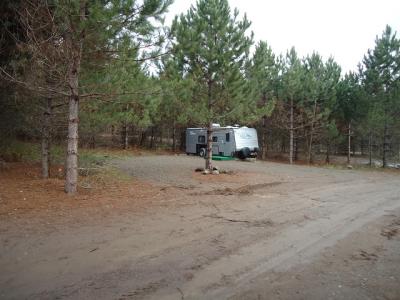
[{"x1": 1, "y1": 155, "x2": 399, "y2": 299}]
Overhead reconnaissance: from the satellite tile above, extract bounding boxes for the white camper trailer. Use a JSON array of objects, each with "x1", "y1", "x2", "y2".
[{"x1": 186, "y1": 125, "x2": 259, "y2": 159}]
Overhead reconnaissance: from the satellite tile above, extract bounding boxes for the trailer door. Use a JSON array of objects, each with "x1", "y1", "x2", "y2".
[
  {"x1": 212, "y1": 136, "x2": 219, "y2": 155},
  {"x1": 218, "y1": 131, "x2": 234, "y2": 156}
]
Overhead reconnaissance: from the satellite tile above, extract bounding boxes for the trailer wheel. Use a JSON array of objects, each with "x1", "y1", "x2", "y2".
[
  {"x1": 199, "y1": 148, "x2": 206, "y2": 158},
  {"x1": 238, "y1": 147, "x2": 250, "y2": 159}
]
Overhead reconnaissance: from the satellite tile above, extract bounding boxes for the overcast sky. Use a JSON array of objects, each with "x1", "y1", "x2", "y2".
[{"x1": 165, "y1": 0, "x2": 400, "y2": 73}]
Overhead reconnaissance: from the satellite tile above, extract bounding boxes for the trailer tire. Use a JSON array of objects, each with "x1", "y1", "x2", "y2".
[
  {"x1": 238, "y1": 147, "x2": 250, "y2": 159},
  {"x1": 199, "y1": 148, "x2": 206, "y2": 158}
]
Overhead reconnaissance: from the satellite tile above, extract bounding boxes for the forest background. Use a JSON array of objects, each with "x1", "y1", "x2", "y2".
[{"x1": 1, "y1": 0, "x2": 399, "y2": 193}]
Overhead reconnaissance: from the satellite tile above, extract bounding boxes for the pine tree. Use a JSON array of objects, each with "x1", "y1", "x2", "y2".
[
  {"x1": 158, "y1": 57, "x2": 195, "y2": 150},
  {"x1": 281, "y1": 48, "x2": 304, "y2": 164},
  {"x1": 247, "y1": 41, "x2": 279, "y2": 159},
  {"x1": 361, "y1": 25, "x2": 400, "y2": 167},
  {"x1": 6, "y1": 0, "x2": 172, "y2": 193},
  {"x1": 302, "y1": 54, "x2": 341, "y2": 163},
  {"x1": 171, "y1": 0, "x2": 253, "y2": 170},
  {"x1": 335, "y1": 72, "x2": 367, "y2": 164}
]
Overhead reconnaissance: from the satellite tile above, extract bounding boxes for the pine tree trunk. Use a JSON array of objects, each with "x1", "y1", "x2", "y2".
[
  {"x1": 205, "y1": 122, "x2": 213, "y2": 171},
  {"x1": 89, "y1": 134, "x2": 95, "y2": 149},
  {"x1": 289, "y1": 98, "x2": 294, "y2": 164},
  {"x1": 150, "y1": 127, "x2": 155, "y2": 149},
  {"x1": 159, "y1": 127, "x2": 163, "y2": 144},
  {"x1": 180, "y1": 129, "x2": 186, "y2": 151},
  {"x1": 261, "y1": 116, "x2": 267, "y2": 160},
  {"x1": 124, "y1": 104, "x2": 129, "y2": 149},
  {"x1": 369, "y1": 131, "x2": 372, "y2": 167},
  {"x1": 65, "y1": 94, "x2": 79, "y2": 194},
  {"x1": 124, "y1": 123, "x2": 129, "y2": 149},
  {"x1": 140, "y1": 129, "x2": 147, "y2": 146},
  {"x1": 347, "y1": 122, "x2": 351, "y2": 165},
  {"x1": 64, "y1": 0, "x2": 85, "y2": 194},
  {"x1": 205, "y1": 78, "x2": 213, "y2": 171},
  {"x1": 360, "y1": 140, "x2": 365, "y2": 156},
  {"x1": 325, "y1": 141, "x2": 330, "y2": 163},
  {"x1": 111, "y1": 125, "x2": 116, "y2": 145},
  {"x1": 308, "y1": 98, "x2": 318, "y2": 164},
  {"x1": 382, "y1": 120, "x2": 388, "y2": 168},
  {"x1": 308, "y1": 130, "x2": 314, "y2": 164},
  {"x1": 41, "y1": 98, "x2": 52, "y2": 179},
  {"x1": 172, "y1": 123, "x2": 176, "y2": 152}
]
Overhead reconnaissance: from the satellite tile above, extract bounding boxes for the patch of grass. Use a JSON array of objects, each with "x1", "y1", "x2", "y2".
[
  {"x1": 79, "y1": 151, "x2": 109, "y2": 168},
  {"x1": 0, "y1": 140, "x2": 132, "y2": 165},
  {"x1": 0, "y1": 140, "x2": 40, "y2": 162},
  {"x1": 0, "y1": 140, "x2": 66, "y2": 163}
]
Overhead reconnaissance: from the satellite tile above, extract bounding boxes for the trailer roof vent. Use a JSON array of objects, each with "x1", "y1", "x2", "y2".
[
  {"x1": 212, "y1": 123, "x2": 221, "y2": 128},
  {"x1": 233, "y1": 124, "x2": 240, "y2": 127}
]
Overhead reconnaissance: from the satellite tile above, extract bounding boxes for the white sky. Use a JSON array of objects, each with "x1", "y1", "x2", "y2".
[{"x1": 165, "y1": 0, "x2": 400, "y2": 74}]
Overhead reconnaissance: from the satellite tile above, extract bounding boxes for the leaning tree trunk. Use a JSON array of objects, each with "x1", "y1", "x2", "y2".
[
  {"x1": 41, "y1": 97, "x2": 52, "y2": 179},
  {"x1": 205, "y1": 121, "x2": 213, "y2": 171},
  {"x1": 289, "y1": 98, "x2": 294, "y2": 165}
]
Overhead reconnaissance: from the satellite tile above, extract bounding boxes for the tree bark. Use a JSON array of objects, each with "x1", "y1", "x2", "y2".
[
  {"x1": 159, "y1": 127, "x2": 163, "y2": 145},
  {"x1": 325, "y1": 140, "x2": 330, "y2": 164},
  {"x1": 140, "y1": 129, "x2": 147, "y2": 146},
  {"x1": 89, "y1": 134, "x2": 95, "y2": 149},
  {"x1": 65, "y1": 94, "x2": 79, "y2": 194},
  {"x1": 289, "y1": 98, "x2": 294, "y2": 164},
  {"x1": 205, "y1": 78, "x2": 213, "y2": 171},
  {"x1": 64, "y1": 0, "x2": 85, "y2": 194},
  {"x1": 123, "y1": 123, "x2": 129, "y2": 149},
  {"x1": 205, "y1": 121, "x2": 213, "y2": 171},
  {"x1": 382, "y1": 120, "x2": 388, "y2": 168},
  {"x1": 150, "y1": 126, "x2": 155, "y2": 149},
  {"x1": 111, "y1": 125, "x2": 116, "y2": 145},
  {"x1": 41, "y1": 97, "x2": 52, "y2": 179},
  {"x1": 261, "y1": 116, "x2": 267, "y2": 160},
  {"x1": 347, "y1": 122, "x2": 351, "y2": 165},
  {"x1": 261, "y1": 92, "x2": 268, "y2": 160},
  {"x1": 369, "y1": 131, "x2": 372, "y2": 167},
  {"x1": 307, "y1": 98, "x2": 318, "y2": 164},
  {"x1": 124, "y1": 104, "x2": 129, "y2": 149},
  {"x1": 172, "y1": 122, "x2": 176, "y2": 152}
]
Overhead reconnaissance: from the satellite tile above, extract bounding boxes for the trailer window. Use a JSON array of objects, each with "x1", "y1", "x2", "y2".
[
  {"x1": 198, "y1": 135, "x2": 205, "y2": 143},
  {"x1": 212, "y1": 136, "x2": 218, "y2": 142},
  {"x1": 226, "y1": 133, "x2": 230, "y2": 142}
]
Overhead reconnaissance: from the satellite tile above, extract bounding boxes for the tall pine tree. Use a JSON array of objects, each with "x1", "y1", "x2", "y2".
[
  {"x1": 171, "y1": 0, "x2": 253, "y2": 170},
  {"x1": 361, "y1": 25, "x2": 400, "y2": 167}
]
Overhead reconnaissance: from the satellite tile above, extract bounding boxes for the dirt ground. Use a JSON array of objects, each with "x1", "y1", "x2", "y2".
[{"x1": 0, "y1": 155, "x2": 399, "y2": 299}]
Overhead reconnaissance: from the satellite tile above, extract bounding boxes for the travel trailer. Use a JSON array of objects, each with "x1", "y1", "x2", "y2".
[{"x1": 186, "y1": 124, "x2": 259, "y2": 159}]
